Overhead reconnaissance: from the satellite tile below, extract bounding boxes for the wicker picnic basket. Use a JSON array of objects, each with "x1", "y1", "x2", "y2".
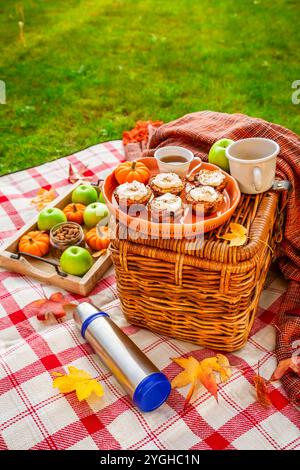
[{"x1": 110, "y1": 190, "x2": 281, "y2": 352}]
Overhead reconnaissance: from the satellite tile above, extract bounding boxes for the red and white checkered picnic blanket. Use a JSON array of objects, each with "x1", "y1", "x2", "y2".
[{"x1": 0, "y1": 141, "x2": 299, "y2": 450}]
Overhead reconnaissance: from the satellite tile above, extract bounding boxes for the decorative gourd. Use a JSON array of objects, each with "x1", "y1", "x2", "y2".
[
  {"x1": 114, "y1": 160, "x2": 150, "y2": 185},
  {"x1": 19, "y1": 231, "x2": 50, "y2": 257},
  {"x1": 85, "y1": 226, "x2": 110, "y2": 251},
  {"x1": 63, "y1": 203, "x2": 85, "y2": 224}
]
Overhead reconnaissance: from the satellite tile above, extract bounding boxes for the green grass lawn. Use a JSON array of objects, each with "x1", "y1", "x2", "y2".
[{"x1": 0, "y1": 0, "x2": 299, "y2": 175}]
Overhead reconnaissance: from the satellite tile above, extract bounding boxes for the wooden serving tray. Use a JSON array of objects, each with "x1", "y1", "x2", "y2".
[{"x1": 0, "y1": 181, "x2": 112, "y2": 296}]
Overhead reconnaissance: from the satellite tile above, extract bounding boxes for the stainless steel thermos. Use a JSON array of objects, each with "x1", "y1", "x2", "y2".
[{"x1": 73, "y1": 302, "x2": 171, "y2": 412}]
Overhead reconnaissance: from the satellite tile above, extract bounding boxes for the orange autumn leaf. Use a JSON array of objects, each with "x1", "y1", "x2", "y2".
[
  {"x1": 31, "y1": 188, "x2": 56, "y2": 211},
  {"x1": 171, "y1": 354, "x2": 231, "y2": 407},
  {"x1": 218, "y1": 223, "x2": 247, "y2": 247},
  {"x1": 270, "y1": 357, "x2": 300, "y2": 381},
  {"x1": 198, "y1": 363, "x2": 218, "y2": 402},
  {"x1": 253, "y1": 374, "x2": 272, "y2": 407},
  {"x1": 122, "y1": 120, "x2": 163, "y2": 145}
]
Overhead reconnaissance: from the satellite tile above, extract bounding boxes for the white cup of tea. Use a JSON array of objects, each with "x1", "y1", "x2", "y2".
[
  {"x1": 154, "y1": 146, "x2": 199, "y2": 177},
  {"x1": 225, "y1": 138, "x2": 280, "y2": 194}
]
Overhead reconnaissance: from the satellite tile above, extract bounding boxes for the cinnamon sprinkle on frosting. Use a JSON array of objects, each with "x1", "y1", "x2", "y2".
[
  {"x1": 189, "y1": 186, "x2": 220, "y2": 202},
  {"x1": 150, "y1": 193, "x2": 182, "y2": 212},
  {"x1": 151, "y1": 172, "x2": 183, "y2": 189},
  {"x1": 115, "y1": 181, "x2": 149, "y2": 200},
  {"x1": 196, "y1": 170, "x2": 225, "y2": 187}
]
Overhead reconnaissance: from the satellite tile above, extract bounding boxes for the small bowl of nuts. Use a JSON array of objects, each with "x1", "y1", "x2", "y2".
[{"x1": 50, "y1": 222, "x2": 84, "y2": 255}]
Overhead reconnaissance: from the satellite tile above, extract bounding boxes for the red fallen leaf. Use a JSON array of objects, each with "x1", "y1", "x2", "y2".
[
  {"x1": 253, "y1": 374, "x2": 272, "y2": 407},
  {"x1": 270, "y1": 357, "x2": 300, "y2": 381},
  {"x1": 68, "y1": 163, "x2": 97, "y2": 184},
  {"x1": 23, "y1": 292, "x2": 76, "y2": 321}
]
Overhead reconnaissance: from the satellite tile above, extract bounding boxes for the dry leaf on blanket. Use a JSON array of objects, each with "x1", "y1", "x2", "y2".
[
  {"x1": 52, "y1": 366, "x2": 104, "y2": 402},
  {"x1": 68, "y1": 163, "x2": 96, "y2": 184},
  {"x1": 218, "y1": 223, "x2": 248, "y2": 247},
  {"x1": 31, "y1": 188, "x2": 56, "y2": 211},
  {"x1": 92, "y1": 248, "x2": 107, "y2": 258},
  {"x1": 270, "y1": 357, "x2": 300, "y2": 381},
  {"x1": 253, "y1": 374, "x2": 272, "y2": 407},
  {"x1": 23, "y1": 292, "x2": 76, "y2": 321},
  {"x1": 171, "y1": 354, "x2": 231, "y2": 407}
]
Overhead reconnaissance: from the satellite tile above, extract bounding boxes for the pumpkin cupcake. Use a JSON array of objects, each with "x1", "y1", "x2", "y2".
[
  {"x1": 184, "y1": 185, "x2": 224, "y2": 215},
  {"x1": 114, "y1": 180, "x2": 152, "y2": 207},
  {"x1": 149, "y1": 172, "x2": 184, "y2": 196},
  {"x1": 192, "y1": 169, "x2": 228, "y2": 192},
  {"x1": 149, "y1": 193, "x2": 183, "y2": 222}
]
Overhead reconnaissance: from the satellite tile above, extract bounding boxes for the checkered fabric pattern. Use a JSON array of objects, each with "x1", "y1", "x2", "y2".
[{"x1": 0, "y1": 141, "x2": 299, "y2": 450}]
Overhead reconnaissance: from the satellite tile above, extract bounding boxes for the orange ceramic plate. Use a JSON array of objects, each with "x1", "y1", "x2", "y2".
[{"x1": 102, "y1": 157, "x2": 241, "y2": 238}]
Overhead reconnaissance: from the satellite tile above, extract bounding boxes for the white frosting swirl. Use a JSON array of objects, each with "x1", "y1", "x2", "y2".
[
  {"x1": 151, "y1": 193, "x2": 182, "y2": 212},
  {"x1": 189, "y1": 186, "x2": 220, "y2": 202},
  {"x1": 115, "y1": 181, "x2": 149, "y2": 200},
  {"x1": 196, "y1": 170, "x2": 225, "y2": 187},
  {"x1": 152, "y1": 172, "x2": 183, "y2": 189}
]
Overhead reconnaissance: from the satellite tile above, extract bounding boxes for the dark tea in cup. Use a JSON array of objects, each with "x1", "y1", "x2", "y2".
[
  {"x1": 154, "y1": 145, "x2": 197, "y2": 177},
  {"x1": 159, "y1": 155, "x2": 189, "y2": 164}
]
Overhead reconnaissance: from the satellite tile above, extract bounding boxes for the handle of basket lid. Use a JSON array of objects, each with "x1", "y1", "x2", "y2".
[{"x1": 10, "y1": 251, "x2": 67, "y2": 278}]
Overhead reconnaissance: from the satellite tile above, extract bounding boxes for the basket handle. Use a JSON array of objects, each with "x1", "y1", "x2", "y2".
[{"x1": 10, "y1": 251, "x2": 68, "y2": 278}]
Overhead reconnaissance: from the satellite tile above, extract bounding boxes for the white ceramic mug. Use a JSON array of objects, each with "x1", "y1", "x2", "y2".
[
  {"x1": 225, "y1": 138, "x2": 280, "y2": 194},
  {"x1": 154, "y1": 146, "x2": 200, "y2": 177}
]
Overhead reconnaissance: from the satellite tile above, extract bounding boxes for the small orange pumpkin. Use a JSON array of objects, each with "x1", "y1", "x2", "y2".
[
  {"x1": 19, "y1": 231, "x2": 50, "y2": 257},
  {"x1": 63, "y1": 203, "x2": 85, "y2": 224},
  {"x1": 114, "y1": 160, "x2": 150, "y2": 185},
  {"x1": 85, "y1": 226, "x2": 110, "y2": 251}
]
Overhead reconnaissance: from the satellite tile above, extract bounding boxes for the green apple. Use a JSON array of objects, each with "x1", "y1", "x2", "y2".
[
  {"x1": 83, "y1": 202, "x2": 109, "y2": 228},
  {"x1": 208, "y1": 138, "x2": 234, "y2": 172},
  {"x1": 72, "y1": 185, "x2": 98, "y2": 205},
  {"x1": 37, "y1": 207, "x2": 67, "y2": 231},
  {"x1": 99, "y1": 191, "x2": 106, "y2": 204},
  {"x1": 60, "y1": 246, "x2": 93, "y2": 276}
]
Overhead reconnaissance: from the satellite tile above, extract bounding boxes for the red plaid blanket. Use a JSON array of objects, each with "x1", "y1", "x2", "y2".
[
  {"x1": 0, "y1": 141, "x2": 299, "y2": 450},
  {"x1": 144, "y1": 111, "x2": 300, "y2": 405}
]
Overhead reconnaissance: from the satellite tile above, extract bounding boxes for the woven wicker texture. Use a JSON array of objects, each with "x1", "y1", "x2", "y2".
[{"x1": 111, "y1": 191, "x2": 280, "y2": 352}]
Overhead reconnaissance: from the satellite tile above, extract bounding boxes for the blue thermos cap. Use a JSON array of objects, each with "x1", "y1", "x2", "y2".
[
  {"x1": 74, "y1": 302, "x2": 171, "y2": 412},
  {"x1": 133, "y1": 372, "x2": 171, "y2": 412}
]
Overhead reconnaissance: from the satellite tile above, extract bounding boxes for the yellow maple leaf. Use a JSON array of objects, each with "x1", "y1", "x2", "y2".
[
  {"x1": 218, "y1": 222, "x2": 247, "y2": 247},
  {"x1": 172, "y1": 357, "x2": 201, "y2": 405},
  {"x1": 216, "y1": 354, "x2": 232, "y2": 382},
  {"x1": 201, "y1": 354, "x2": 232, "y2": 383},
  {"x1": 52, "y1": 365, "x2": 104, "y2": 402},
  {"x1": 31, "y1": 188, "x2": 56, "y2": 211},
  {"x1": 171, "y1": 354, "x2": 232, "y2": 406}
]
